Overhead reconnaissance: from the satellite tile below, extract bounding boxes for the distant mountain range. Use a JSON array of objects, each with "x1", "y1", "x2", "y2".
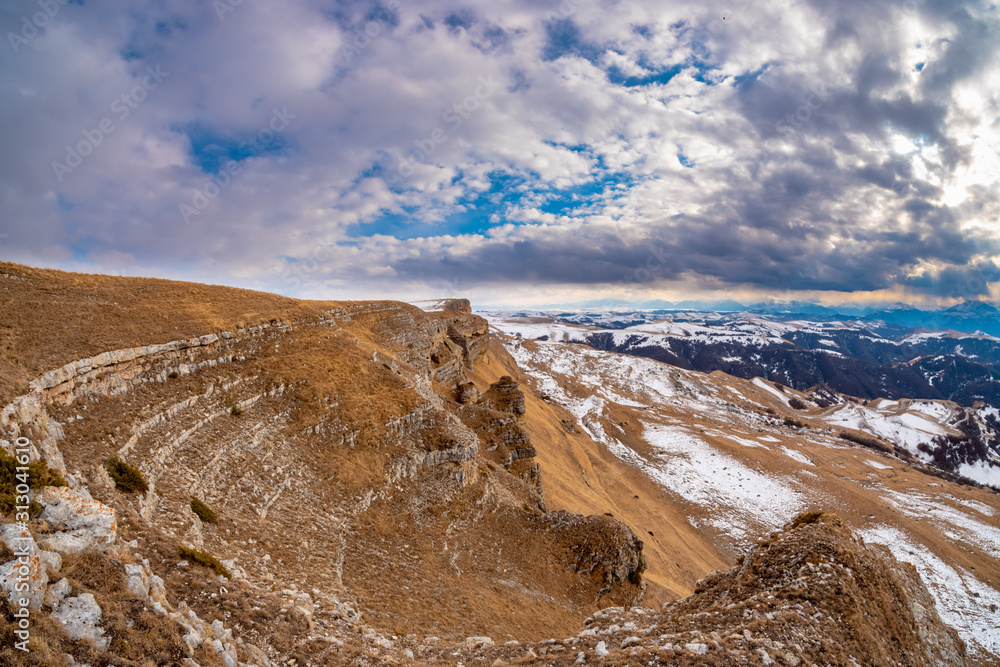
[{"x1": 479, "y1": 300, "x2": 1000, "y2": 337}]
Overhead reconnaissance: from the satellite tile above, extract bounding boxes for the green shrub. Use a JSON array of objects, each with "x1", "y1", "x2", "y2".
[
  {"x1": 106, "y1": 457, "x2": 148, "y2": 494},
  {"x1": 178, "y1": 546, "x2": 230, "y2": 579},
  {"x1": 0, "y1": 450, "x2": 66, "y2": 516},
  {"x1": 190, "y1": 497, "x2": 218, "y2": 524}
]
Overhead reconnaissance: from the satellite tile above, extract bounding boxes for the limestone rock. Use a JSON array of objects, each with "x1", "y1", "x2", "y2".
[
  {"x1": 44, "y1": 577, "x2": 71, "y2": 609},
  {"x1": 39, "y1": 549, "x2": 62, "y2": 575},
  {"x1": 125, "y1": 563, "x2": 149, "y2": 598},
  {"x1": 456, "y1": 381, "x2": 481, "y2": 405},
  {"x1": 482, "y1": 376, "x2": 526, "y2": 416},
  {"x1": 35, "y1": 486, "x2": 117, "y2": 554},
  {"x1": 0, "y1": 524, "x2": 48, "y2": 609},
  {"x1": 52, "y1": 593, "x2": 108, "y2": 650}
]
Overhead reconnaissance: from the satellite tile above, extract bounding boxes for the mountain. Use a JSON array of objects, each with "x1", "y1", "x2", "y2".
[
  {"x1": 0, "y1": 261, "x2": 996, "y2": 665},
  {"x1": 485, "y1": 310, "x2": 1000, "y2": 473},
  {"x1": 482, "y1": 299, "x2": 1000, "y2": 337}
]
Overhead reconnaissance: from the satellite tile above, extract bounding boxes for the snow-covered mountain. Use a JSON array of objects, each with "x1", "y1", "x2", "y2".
[{"x1": 484, "y1": 310, "x2": 1000, "y2": 407}]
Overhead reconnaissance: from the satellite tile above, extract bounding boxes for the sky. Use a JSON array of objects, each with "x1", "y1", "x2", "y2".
[{"x1": 1, "y1": 0, "x2": 999, "y2": 307}]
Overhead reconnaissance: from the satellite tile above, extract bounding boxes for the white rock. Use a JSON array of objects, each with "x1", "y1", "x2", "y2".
[
  {"x1": 220, "y1": 558, "x2": 247, "y2": 580},
  {"x1": 685, "y1": 643, "x2": 709, "y2": 655},
  {"x1": 621, "y1": 636, "x2": 642, "y2": 649},
  {"x1": 125, "y1": 564, "x2": 149, "y2": 598},
  {"x1": 38, "y1": 550, "x2": 62, "y2": 575},
  {"x1": 595, "y1": 641, "x2": 609, "y2": 657},
  {"x1": 0, "y1": 526, "x2": 48, "y2": 610},
  {"x1": 44, "y1": 577, "x2": 72, "y2": 610},
  {"x1": 465, "y1": 636, "x2": 493, "y2": 649},
  {"x1": 0, "y1": 523, "x2": 37, "y2": 556},
  {"x1": 35, "y1": 487, "x2": 117, "y2": 554},
  {"x1": 52, "y1": 593, "x2": 108, "y2": 650}
]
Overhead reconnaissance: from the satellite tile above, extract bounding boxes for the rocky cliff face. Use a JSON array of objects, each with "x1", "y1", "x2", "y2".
[{"x1": 0, "y1": 280, "x2": 646, "y2": 665}]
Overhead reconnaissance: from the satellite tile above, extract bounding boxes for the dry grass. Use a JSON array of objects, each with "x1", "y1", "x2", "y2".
[
  {"x1": 0, "y1": 549, "x2": 189, "y2": 666},
  {"x1": 0, "y1": 261, "x2": 353, "y2": 405}
]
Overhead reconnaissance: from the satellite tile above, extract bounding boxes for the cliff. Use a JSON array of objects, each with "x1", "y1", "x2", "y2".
[{"x1": 0, "y1": 263, "x2": 645, "y2": 665}]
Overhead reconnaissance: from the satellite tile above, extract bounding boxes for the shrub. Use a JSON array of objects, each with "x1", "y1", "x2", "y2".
[
  {"x1": 167, "y1": 370, "x2": 179, "y2": 379},
  {"x1": 106, "y1": 457, "x2": 148, "y2": 494},
  {"x1": 178, "y1": 546, "x2": 230, "y2": 579},
  {"x1": 0, "y1": 450, "x2": 66, "y2": 516},
  {"x1": 190, "y1": 497, "x2": 218, "y2": 524},
  {"x1": 837, "y1": 431, "x2": 891, "y2": 453},
  {"x1": 788, "y1": 397, "x2": 808, "y2": 410}
]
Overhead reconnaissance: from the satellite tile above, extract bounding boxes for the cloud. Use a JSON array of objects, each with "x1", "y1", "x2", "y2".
[{"x1": 0, "y1": 0, "x2": 998, "y2": 305}]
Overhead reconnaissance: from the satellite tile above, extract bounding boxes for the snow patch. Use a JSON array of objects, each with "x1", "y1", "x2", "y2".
[
  {"x1": 859, "y1": 525, "x2": 1000, "y2": 657},
  {"x1": 643, "y1": 424, "x2": 805, "y2": 540}
]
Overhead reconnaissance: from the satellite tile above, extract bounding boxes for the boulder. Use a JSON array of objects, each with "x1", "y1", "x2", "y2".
[
  {"x1": 456, "y1": 381, "x2": 481, "y2": 405},
  {"x1": 482, "y1": 376, "x2": 526, "y2": 416},
  {"x1": 0, "y1": 524, "x2": 48, "y2": 609},
  {"x1": 52, "y1": 593, "x2": 109, "y2": 650},
  {"x1": 44, "y1": 577, "x2": 71, "y2": 610},
  {"x1": 125, "y1": 563, "x2": 149, "y2": 598},
  {"x1": 35, "y1": 486, "x2": 117, "y2": 554}
]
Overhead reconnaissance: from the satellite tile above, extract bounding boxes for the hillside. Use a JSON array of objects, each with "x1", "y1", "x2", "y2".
[
  {"x1": 500, "y1": 331, "x2": 1000, "y2": 661},
  {"x1": 0, "y1": 262, "x2": 988, "y2": 666}
]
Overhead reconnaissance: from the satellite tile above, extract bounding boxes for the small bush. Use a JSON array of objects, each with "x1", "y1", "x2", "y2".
[
  {"x1": 230, "y1": 405, "x2": 243, "y2": 416},
  {"x1": 788, "y1": 397, "x2": 808, "y2": 410},
  {"x1": 838, "y1": 431, "x2": 891, "y2": 453},
  {"x1": 0, "y1": 450, "x2": 67, "y2": 516},
  {"x1": 106, "y1": 457, "x2": 148, "y2": 494},
  {"x1": 190, "y1": 497, "x2": 218, "y2": 524},
  {"x1": 178, "y1": 546, "x2": 230, "y2": 579},
  {"x1": 167, "y1": 370, "x2": 179, "y2": 379}
]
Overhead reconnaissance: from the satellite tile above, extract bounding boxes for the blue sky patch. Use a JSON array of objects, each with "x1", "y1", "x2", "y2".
[{"x1": 179, "y1": 124, "x2": 288, "y2": 175}]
